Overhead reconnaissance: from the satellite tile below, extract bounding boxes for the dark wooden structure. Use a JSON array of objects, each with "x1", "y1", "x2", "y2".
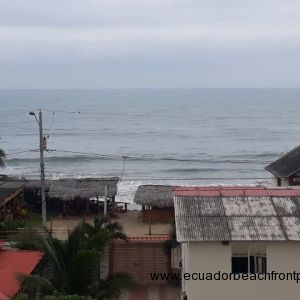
[
  {"x1": 265, "y1": 146, "x2": 300, "y2": 186},
  {"x1": 134, "y1": 185, "x2": 176, "y2": 223},
  {"x1": 0, "y1": 180, "x2": 24, "y2": 221},
  {"x1": 0, "y1": 176, "x2": 122, "y2": 216}
]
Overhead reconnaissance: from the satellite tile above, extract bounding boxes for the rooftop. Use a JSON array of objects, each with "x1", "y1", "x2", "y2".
[
  {"x1": 47, "y1": 177, "x2": 119, "y2": 201},
  {"x1": 174, "y1": 186, "x2": 300, "y2": 197},
  {"x1": 265, "y1": 145, "x2": 300, "y2": 178},
  {"x1": 174, "y1": 186, "x2": 300, "y2": 242},
  {"x1": 0, "y1": 180, "x2": 24, "y2": 208},
  {"x1": 134, "y1": 185, "x2": 176, "y2": 207},
  {"x1": 0, "y1": 245, "x2": 43, "y2": 298},
  {"x1": 0, "y1": 176, "x2": 120, "y2": 200}
]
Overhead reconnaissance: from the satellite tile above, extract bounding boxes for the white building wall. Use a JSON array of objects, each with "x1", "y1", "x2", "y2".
[
  {"x1": 270, "y1": 176, "x2": 290, "y2": 187},
  {"x1": 184, "y1": 242, "x2": 300, "y2": 300}
]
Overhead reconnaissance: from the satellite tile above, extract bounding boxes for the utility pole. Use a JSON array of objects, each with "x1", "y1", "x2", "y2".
[{"x1": 29, "y1": 109, "x2": 47, "y2": 227}]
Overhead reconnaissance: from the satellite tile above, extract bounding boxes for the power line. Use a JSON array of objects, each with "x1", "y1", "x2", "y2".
[
  {"x1": 46, "y1": 149, "x2": 273, "y2": 165},
  {"x1": 47, "y1": 149, "x2": 122, "y2": 159},
  {"x1": 45, "y1": 111, "x2": 56, "y2": 133},
  {"x1": 43, "y1": 109, "x2": 300, "y2": 119},
  {"x1": 5, "y1": 149, "x2": 38, "y2": 156},
  {"x1": 3, "y1": 148, "x2": 275, "y2": 166}
]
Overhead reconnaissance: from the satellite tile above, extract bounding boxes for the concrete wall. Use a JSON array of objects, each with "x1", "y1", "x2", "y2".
[
  {"x1": 271, "y1": 176, "x2": 289, "y2": 187},
  {"x1": 183, "y1": 241, "x2": 300, "y2": 300}
]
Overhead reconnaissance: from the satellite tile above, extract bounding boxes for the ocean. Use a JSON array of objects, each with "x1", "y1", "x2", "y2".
[{"x1": 0, "y1": 88, "x2": 300, "y2": 203}]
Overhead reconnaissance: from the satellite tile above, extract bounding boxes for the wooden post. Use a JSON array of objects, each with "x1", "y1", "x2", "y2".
[
  {"x1": 86, "y1": 199, "x2": 89, "y2": 213},
  {"x1": 112, "y1": 195, "x2": 115, "y2": 216},
  {"x1": 148, "y1": 206, "x2": 152, "y2": 236},
  {"x1": 104, "y1": 185, "x2": 108, "y2": 216}
]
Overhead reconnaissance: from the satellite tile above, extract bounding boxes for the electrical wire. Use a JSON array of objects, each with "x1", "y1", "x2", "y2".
[
  {"x1": 45, "y1": 111, "x2": 55, "y2": 133},
  {"x1": 5, "y1": 149, "x2": 38, "y2": 156},
  {"x1": 46, "y1": 149, "x2": 273, "y2": 165},
  {"x1": 47, "y1": 149, "x2": 122, "y2": 159},
  {"x1": 43, "y1": 109, "x2": 300, "y2": 119}
]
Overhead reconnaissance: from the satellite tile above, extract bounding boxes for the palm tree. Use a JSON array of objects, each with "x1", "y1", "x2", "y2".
[
  {"x1": 13, "y1": 217, "x2": 134, "y2": 299},
  {"x1": 0, "y1": 148, "x2": 6, "y2": 167}
]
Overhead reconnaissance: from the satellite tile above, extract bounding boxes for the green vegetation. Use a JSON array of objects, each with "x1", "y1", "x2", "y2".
[
  {"x1": 0, "y1": 148, "x2": 5, "y2": 167},
  {"x1": 23, "y1": 212, "x2": 43, "y2": 228},
  {"x1": 0, "y1": 219, "x2": 26, "y2": 231},
  {"x1": 13, "y1": 217, "x2": 135, "y2": 300},
  {"x1": 164, "y1": 219, "x2": 179, "y2": 254}
]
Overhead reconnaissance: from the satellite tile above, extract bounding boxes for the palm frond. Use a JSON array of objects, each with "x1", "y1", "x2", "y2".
[
  {"x1": 16, "y1": 273, "x2": 56, "y2": 297},
  {"x1": 93, "y1": 217, "x2": 110, "y2": 231},
  {"x1": 96, "y1": 273, "x2": 135, "y2": 300},
  {"x1": 68, "y1": 250, "x2": 101, "y2": 295}
]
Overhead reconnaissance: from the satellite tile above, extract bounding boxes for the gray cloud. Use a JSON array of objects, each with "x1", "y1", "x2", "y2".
[{"x1": 0, "y1": 0, "x2": 299, "y2": 88}]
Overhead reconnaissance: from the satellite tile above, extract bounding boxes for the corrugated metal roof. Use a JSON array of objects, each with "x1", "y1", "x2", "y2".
[{"x1": 174, "y1": 187, "x2": 300, "y2": 242}]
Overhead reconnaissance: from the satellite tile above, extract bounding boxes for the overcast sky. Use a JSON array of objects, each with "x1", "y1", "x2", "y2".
[{"x1": 0, "y1": 0, "x2": 300, "y2": 88}]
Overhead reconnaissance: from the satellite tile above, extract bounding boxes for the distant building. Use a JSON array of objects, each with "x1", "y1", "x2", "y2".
[
  {"x1": 0, "y1": 179, "x2": 24, "y2": 221},
  {"x1": 134, "y1": 185, "x2": 176, "y2": 223},
  {"x1": 265, "y1": 146, "x2": 300, "y2": 186},
  {"x1": 174, "y1": 186, "x2": 300, "y2": 300}
]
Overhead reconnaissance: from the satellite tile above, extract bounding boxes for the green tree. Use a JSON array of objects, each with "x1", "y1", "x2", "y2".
[
  {"x1": 0, "y1": 148, "x2": 6, "y2": 167},
  {"x1": 13, "y1": 217, "x2": 134, "y2": 299}
]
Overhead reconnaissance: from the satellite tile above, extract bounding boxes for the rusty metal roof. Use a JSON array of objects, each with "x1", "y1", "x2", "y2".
[{"x1": 174, "y1": 186, "x2": 300, "y2": 242}]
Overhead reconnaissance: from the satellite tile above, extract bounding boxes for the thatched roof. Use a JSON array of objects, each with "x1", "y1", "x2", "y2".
[
  {"x1": 25, "y1": 179, "x2": 52, "y2": 191},
  {"x1": 47, "y1": 177, "x2": 119, "y2": 201},
  {"x1": 134, "y1": 185, "x2": 176, "y2": 208},
  {"x1": 0, "y1": 177, "x2": 24, "y2": 208}
]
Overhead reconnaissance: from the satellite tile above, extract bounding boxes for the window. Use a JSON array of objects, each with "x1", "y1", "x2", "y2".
[
  {"x1": 232, "y1": 255, "x2": 266, "y2": 274},
  {"x1": 231, "y1": 243, "x2": 266, "y2": 274}
]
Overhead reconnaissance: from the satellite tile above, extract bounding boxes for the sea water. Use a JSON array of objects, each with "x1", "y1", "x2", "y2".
[{"x1": 0, "y1": 88, "x2": 299, "y2": 202}]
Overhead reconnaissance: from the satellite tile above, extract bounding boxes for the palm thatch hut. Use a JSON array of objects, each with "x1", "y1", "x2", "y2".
[
  {"x1": 0, "y1": 176, "x2": 121, "y2": 216},
  {"x1": 47, "y1": 177, "x2": 119, "y2": 215},
  {"x1": 0, "y1": 177, "x2": 25, "y2": 221},
  {"x1": 134, "y1": 185, "x2": 176, "y2": 223}
]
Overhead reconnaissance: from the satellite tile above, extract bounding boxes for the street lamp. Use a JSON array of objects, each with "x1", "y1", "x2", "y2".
[{"x1": 29, "y1": 110, "x2": 47, "y2": 227}]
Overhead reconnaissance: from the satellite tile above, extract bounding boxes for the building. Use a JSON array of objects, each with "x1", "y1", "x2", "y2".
[
  {"x1": 47, "y1": 177, "x2": 120, "y2": 215},
  {"x1": 0, "y1": 241, "x2": 43, "y2": 299},
  {"x1": 174, "y1": 186, "x2": 300, "y2": 300},
  {"x1": 134, "y1": 185, "x2": 176, "y2": 223},
  {"x1": 265, "y1": 146, "x2": 300, "y2": 186},
  {"x1": 0, "y1": 179, "x2": 24, "y2": 221}
]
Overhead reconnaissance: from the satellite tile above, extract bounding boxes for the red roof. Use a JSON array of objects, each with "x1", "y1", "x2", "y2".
[
  {"x1": 0, "y1": 249, "x2": 43, "y2": 298},
  {"x1": 174, "y1": 186, "x2": 300, "y2": 197}
]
